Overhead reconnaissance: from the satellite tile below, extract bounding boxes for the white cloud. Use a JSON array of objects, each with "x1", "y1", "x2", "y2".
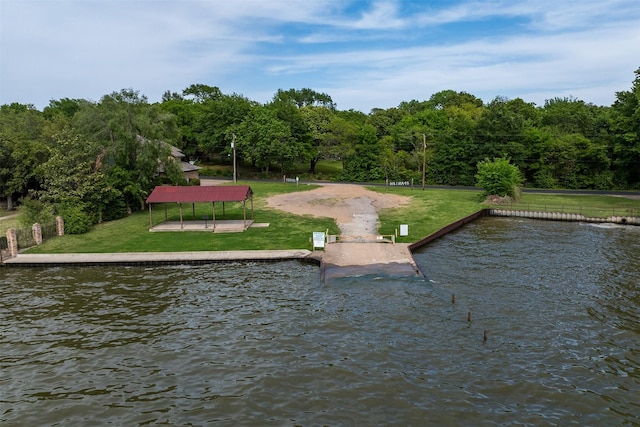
[{"x1": 1, "y1": 0, "x2": 638, "y2": 111}]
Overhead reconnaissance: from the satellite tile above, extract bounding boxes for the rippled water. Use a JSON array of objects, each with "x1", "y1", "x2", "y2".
[{"x1": 1, "y1": 218, "x2": 639, "y2": 426}]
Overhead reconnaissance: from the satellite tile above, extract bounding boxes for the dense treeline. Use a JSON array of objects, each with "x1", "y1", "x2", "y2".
[{"x1": 1, "y1": 68, "x2": 639, "y2": 232}]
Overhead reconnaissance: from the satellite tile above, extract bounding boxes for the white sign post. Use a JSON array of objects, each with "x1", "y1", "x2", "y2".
[{"x1": 312, "y1": 232, "x2": 326, "y2": 250}]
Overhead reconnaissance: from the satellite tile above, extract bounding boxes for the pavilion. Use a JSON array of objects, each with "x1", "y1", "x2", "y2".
[{"x1": 145, "y1": 185, "x2": 254, "y2": 232}]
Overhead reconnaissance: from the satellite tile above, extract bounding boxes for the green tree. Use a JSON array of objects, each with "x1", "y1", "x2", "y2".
[
  {"x1": 74, "y1": 89, "x2": 180, "y2": 209},
  {"x1": 268, "y1": 98, "x2": 312, "y2": 170},
  {"x1": 610, "y1": 67, "x2": 640, "y2": 187},
  {"x1": 340, "y1": 124, "x2": 384, "y2": 182},
  {"x1": 476, "y1": 97, "x2": 537, "y2": 171},
  {"x1": 39, "y1": 129, "x2": 113, "y2": 230},
  {"x1": 198, "y1": 93, "x2": 255, "y2": 161},
  {"x1": 298, "y1": 105, "x2": 336, "y2": 173},
  {"x1": 233, "y1": 106, "x2": 300, "y2": 173},
  {"x1": 0, "y1": 103, "x2": 49, "y2": 210},
  {"x1": 272, "y1": 88, "x2": 335, "y2": 109},
  {"x1": 476, "y1": 156, "x2": 524, "y2": 198}
]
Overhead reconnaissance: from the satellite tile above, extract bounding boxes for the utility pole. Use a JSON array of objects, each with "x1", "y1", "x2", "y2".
[
  {"x1": 422, "y1": 133, "x2": 427, "y2": 190},
  {"x1": 231, "y1": 134, "x2": 237, "y2": 183}
]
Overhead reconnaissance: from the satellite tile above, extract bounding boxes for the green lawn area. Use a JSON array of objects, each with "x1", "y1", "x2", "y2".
[
  {"x1": 0, "y1": 209, "x2": 20, "y2": 235},
  {"x1": 19, "y1": 182, "x2": 640, "y2": 254}
]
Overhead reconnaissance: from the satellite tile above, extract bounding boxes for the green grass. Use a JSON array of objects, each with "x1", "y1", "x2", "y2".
[
  {"x1": 21, "y1": 182, "x2": 640, "y2": 254},
  {"x1": 0, "y1": 210, "x2": 20, "y2": 235},
  {"x1": 27, "y1": 182, "x2": 340, "y2": 253},
  {"x1": 375, "y1": 187, "x2": 483, "y2": 243}
]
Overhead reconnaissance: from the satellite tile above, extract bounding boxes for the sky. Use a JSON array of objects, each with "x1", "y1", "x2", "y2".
[{"x1": 1, "y1": 0, "x2": 639, "y2": 112}]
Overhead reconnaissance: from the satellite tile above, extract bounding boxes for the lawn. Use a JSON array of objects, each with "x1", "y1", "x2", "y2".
[{"x1": 19, "y1": 182, "x2": 640, "y2": 253}]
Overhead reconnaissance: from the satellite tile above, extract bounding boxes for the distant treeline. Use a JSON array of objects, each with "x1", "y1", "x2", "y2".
[{"x1": 1, "y1": 68, "x2": 639, "y2": 230}]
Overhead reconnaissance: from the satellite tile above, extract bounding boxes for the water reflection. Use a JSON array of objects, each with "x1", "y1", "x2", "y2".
[{"x1": 1, "y1": 219, "x2": 639, "y2": 426}]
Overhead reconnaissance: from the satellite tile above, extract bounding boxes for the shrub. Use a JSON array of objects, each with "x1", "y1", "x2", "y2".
[
  {"x1": 476, "y1": 156, "x2": 523, "y2": 198},
  {"x1": 57, "y1": 203, "x2": 93, "y2": 234},
  {"x1": 18, "y1": 197, "x2": 56, "y2": 228}
]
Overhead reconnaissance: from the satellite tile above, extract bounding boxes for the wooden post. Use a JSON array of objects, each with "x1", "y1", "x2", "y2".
[{"x1": 243, "y1": 200, "x2": 247, "y2": 228}]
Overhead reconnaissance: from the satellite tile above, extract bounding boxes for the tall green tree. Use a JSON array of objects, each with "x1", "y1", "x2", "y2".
[
  {"x1": 0, "y1": 104, "x2": 49, "y2": 210},
  {"x1": 610, "y1": 67, "x2": 640, "y2": 187},
  {"x1": 299, "y1": 105, "x2": 336, "y2": 174},
  {"x1": 74, "y1": 89, "x2": 180, "y2": 209},
  {"x1": 39, "y1": 129, "x2": 115, "y2": 231},
  {"x1": 340, "y1": 124, "x2": 384, "y2": 182},
  {"x1": 198, "y1": 93, "x2": 255, "y2": 160},
  {"x1": 233, "y1": 106, "x2": 299, "y2": 173},
  {"x1": 273, "y1": 88, "x2": 335, "y2": 109}
]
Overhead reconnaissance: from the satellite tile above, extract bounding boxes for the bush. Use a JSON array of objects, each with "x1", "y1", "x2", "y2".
[
  {"x1": 57, "y1": 203, "x2": 93, "y2": 234},
  {"x1": 476, "y1": 156, "x2": 523, "y2": 198},
  {"x1": 18, "y1": 197, "x2": 56, "y2": 228},
  {"x1": 101, "y1": 197, "x2": 128, "y2": 221}
]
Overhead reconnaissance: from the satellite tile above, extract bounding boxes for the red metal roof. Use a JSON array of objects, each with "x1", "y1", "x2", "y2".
[{"x1": 146, "y1": 185, "x2": 253, "y2": 204}]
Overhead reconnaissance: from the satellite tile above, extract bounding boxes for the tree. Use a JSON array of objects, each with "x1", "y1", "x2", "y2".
[
  {"x1": 197, "y1": 93, "x2": 255, "y2": 160},
  {"x1": 233, "y1": 106, "x2": 300, "y2": 174},
  {"x1": 73, "y1": 89, "x2": 180, "y2": 209},
  {"x1": 299, "y1": 105, "x2": 335, "y2": 173},
  {"x1": 0, "y1": 104, "x2": 49, "y2": 210},
  {"x1": 268, "y1": 98, "x2": 312, "y2": 170},
  {"x1": 183, "y1": 84, "x2": 223, "y2": 103},
  {"x1": 340, "y1": 124, "x2": 384, "y2": 182},
  {"x1": 476, "y1": 97, "x2": 537, "y2": 170},
  {"x1": 476, "y1": 156, "x2": 523, "y2": 198},
  {"x1": 610, "y1": 67, "x2": 640, "y2": 187},
  {"x1": 39, "y1": 129, "x2": 112, "y2": 231},
  {"x1": 272, "y1": 88, "x2": 335, "y2": 109}
]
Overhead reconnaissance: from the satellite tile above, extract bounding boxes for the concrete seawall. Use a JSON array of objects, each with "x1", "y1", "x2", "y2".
[
  {"x1": 3, "y1": 209, "x2": 639, "y2": 270},
  {"x1": 488, "y1": 209, "x2": 640, "y2": 225}
]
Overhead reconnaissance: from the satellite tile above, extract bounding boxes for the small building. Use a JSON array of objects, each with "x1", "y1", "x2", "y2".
[{"x1": 169, "y1": 145, "x2": 201, "y2": 182}]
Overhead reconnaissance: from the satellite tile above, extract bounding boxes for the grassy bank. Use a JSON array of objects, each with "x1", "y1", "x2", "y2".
[{"x1": 21, "y1": 182, "x2": 640, "y2": 254}]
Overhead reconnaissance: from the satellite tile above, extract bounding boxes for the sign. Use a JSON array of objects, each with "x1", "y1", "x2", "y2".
[{"x1": 313, "y1": 232, "x2": 325, "y2": 249}]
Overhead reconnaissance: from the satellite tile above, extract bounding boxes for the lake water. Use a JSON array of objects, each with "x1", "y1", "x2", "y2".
[{"x1": 1, "y1": 218, "x2": 639, "y2": 426}]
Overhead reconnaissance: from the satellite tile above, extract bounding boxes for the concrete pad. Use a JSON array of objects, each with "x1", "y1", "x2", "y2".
[{"x1": 149, "y1": 220, "x2": 254, "y2": 232}]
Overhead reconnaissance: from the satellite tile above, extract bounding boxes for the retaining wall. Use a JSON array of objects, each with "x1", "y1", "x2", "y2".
[
  {"x1": 409, "y1": 208, "x2": 640, "y2": 253},
  {"x1": 489, "y1": 209, "x2": 640, "y2": 225}
]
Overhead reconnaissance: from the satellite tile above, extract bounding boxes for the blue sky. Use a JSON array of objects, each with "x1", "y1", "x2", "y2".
[{"x1": 1, "y1": 0, "x2": 639, "y2": 112}]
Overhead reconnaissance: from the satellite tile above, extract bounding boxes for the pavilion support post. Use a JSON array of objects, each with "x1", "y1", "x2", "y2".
[
  {"x1": 148, "y1": 203, "x2": 153, "y2": 230},
  {"x1": 223, "y1": 202, "x2": 226, "y2": 219},
  {"x1": 212, "y1": 202, "x2": 217, "y2": 230},
  {"x1": 243, "y1": 200, "x2": 247, "y2": 228},
  {"x1": 179, "y1": 203, "x2": 184, "y2": 229},
  {"x1": 211, "y1": 202, "x2": 216, "y2": 230},
  {"x1": 164, "y1": 204, "x2": 168, "y2": 221},
  {"x1": 250, "y1": 195, "x2": 254, "y2": 220},
  {"x1": 192, "y1": 203, "x2": 195, "y2": 219}
]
